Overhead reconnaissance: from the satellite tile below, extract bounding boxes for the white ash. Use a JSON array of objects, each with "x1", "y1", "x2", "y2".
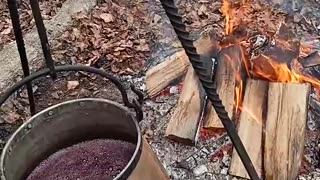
[
  {"x1": 193, "y1": 164, "x2": 208, "y2": 177},
  {"x1": 121, "y1": 75, "x2": 146, "y2": 92},
  {"x1": 139, "y1": 86, "x2": 237, "y2": 179},
  {"x1": 299, "y1": 172, "x2": 320, "y2": 180},
  {"x1": 177, "y1": 135, "x2": 230, "y2": 170},
  {"x1": 169, "y1": 86, "x2": 179, "y2": 94}
]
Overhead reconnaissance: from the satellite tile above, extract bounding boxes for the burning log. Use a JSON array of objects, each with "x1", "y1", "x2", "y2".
[
  {"x1": 204, "y1": 45, "x2": 244, "y2": 129},
  {"x1": 145, "y1": 32, "x2": 219, "y2": 97},
  {"x1": 264, "y1": 82, "x2": 310, "y2": 180},
  {"x1": 301, "y1": 51, "x2": 320, "y2": 68},
  {"x1": 165, "y1": 66, "x2": 205, "y2": 145},
  {"x1": 251, "y1": 23, "x2": 300, "y2": 80},
  {"x1": 229, "y1": 79, "x2": 268, "y2": 179}
]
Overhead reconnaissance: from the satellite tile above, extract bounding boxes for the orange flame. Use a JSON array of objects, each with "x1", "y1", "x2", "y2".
[
  {"x1": 220, "y1": 0, "x2": 320, "y2": 120},
  {"x1": 235, "y1": 74, "x2": 243, "y2": 115},
  {"x1": 222, "y1": 0, "x2": 233, "y2": 35},
  {"x1": 252, "y1": 55, "x2": 320, "y2": 88}
]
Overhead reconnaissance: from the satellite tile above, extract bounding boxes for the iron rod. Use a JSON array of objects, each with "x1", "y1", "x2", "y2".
[
  {"x1": 29, "y1": 0, "x2": 57, "y2": 79},
  {"x1": 7, "y1": 0, "x2": 36, "y2": 115},
  {"x1": 0, "y1": 65, "x2": 143, "y2": 122},
  {"x1": 159, "y1": 0, "x2": 260, "y2": 179}
]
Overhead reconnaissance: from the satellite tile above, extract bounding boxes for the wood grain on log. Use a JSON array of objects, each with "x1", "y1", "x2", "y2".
[
  {"x1": 264, "y1": 82, "x2": 310, "y2": 180},
  {"x1": 165, "y1": 67, "x2": 205, "y2": 145},
  {"x1": 145, "y1": 32, "x2": 219, "y2": 97},
  {"x1": 204, "y1": 45, "x2": 243, "y2": 129},
  {"x1": 229, "y1": 79, "x2": 268, "y2": 179}
]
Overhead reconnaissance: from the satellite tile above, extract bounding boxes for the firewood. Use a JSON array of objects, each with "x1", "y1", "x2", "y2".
[
  {"x1": 264, "y1": 82, "x2": 310, "y2": 180},
  {"x1": 229, "y1": 79, "x2": 268, "y2": 179},
  {"x1": 165, "y1": 66, "x2": 205, "y2": 145},
  {"x1": 251, "y1": 23, "x2": 300, "y2": 80},
  {"x1": 301, "y1": 51, "x2": 320, "y2": 68},
  {"x1": 204, "y1": 45, "x2": 243, "y2": 129},
  {"x1": 129, "y1": 138, "x2": 169, "y2": 180},
  {"x1": 145, "y1": 32, "x2": 219, "y2": 97}
]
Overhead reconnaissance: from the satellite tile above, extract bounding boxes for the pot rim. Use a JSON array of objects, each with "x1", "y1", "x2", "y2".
[{"x1": 0, "y1": 98, "x2": 142, "y2": 180}]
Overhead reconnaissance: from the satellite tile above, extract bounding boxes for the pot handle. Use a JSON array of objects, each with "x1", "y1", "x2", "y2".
[{"x1": 0, "y1": 65, "x2": 144, "y2": 122}]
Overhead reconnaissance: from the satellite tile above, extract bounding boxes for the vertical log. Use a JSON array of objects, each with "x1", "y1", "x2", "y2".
[
  {"x1": 204, "y1": 45, "x2": 243, "y2": 129},
  {"x1": 229, "y1": 79, "x2": 268, "y2": 179},
  {"x1": 264, "y1": 82, "x2": 310, "y2": 180}
]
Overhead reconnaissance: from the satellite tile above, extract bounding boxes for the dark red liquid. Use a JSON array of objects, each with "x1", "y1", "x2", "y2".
[{"x1": 27, "y1": 139, "x2": 136, "y2": 180}]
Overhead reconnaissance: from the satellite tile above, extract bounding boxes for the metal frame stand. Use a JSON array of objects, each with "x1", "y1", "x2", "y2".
[
  {"x1": 1, "y1": 0, "x2": 259, "y2": 179},
  {"x1": 1, "y1": 0, "x2": 143, "y2": 121}
]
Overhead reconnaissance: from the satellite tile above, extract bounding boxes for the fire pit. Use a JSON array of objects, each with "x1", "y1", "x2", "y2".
[{"x1": 0, "y1": 0, "x2": 169, "y2": 180}]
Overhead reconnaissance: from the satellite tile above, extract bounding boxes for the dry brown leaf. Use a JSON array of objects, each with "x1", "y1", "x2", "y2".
[
  {"x1": 5, "y1": 112, "x2": 20, "y2": 124},
  {"x1": 136, "y1": 43, "x2": 150, "y2": 52},
  {"x1": 72, "y1": 28, "x2": 80, "y2": 38},
  {"x1": 153, "y1": 14, "x2": 161, "y2": 24},
  {"x1": 1, "y1": 27, "x2": 12, "y2": 35},
  {"x1": 67, "y1": 81, "x2": 80, "y2": 91},
  {"x1": 198, "y1": 5, "x2": 207, "y2": 16},
  {"x1": 114, "y1": 47, "x2": 125, "y2": 51},
  {"x1": 100, "y1": 13, "x2": 114, "y2": 23}
]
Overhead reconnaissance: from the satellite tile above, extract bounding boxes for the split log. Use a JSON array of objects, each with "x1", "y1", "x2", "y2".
[
  {"x1": 145, "y1": 32, "x2": 219, "y2": 97},
  {"x1": 146, "y1": 51, "x2": 189, "y2": 97},
  {"x1": 229, "y1": 79, "x2": 268, "y2": 179},
  {"x1": 129, "y1": 138, "x2": 169, "y2": 180},
  {"x1": 204, "y1": 45, "x2": 243, "y2": 129},
  {"x1": 165, "y1": 66, "x2": 205, "y2": 145},
  {"x1": 264, "y1": 82, "x2": 310, "y2": 180}
]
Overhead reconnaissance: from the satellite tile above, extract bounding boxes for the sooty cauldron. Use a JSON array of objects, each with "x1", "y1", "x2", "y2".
[{"x1": 0, "y1": 98, "x2": 169, "y2": 180}]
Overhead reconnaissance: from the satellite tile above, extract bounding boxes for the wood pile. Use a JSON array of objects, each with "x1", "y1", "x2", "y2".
[{"x1": 145, "y1": 24, "x2": 311, "y2": 179}]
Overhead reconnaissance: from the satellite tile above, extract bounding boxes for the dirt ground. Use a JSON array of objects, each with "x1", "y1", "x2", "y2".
[{"x1": 0, "y1": 0, "x2": 319, "y2": 179}]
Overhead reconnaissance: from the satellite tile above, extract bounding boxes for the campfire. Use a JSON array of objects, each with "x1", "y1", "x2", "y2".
[{"x1": 146, "y1": 0, "x2": 320, "y2": 179}]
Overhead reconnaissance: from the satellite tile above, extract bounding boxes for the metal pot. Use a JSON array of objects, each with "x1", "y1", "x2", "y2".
[{"x1": 0, "y1": 98, "x2": 169, "y2": 180}]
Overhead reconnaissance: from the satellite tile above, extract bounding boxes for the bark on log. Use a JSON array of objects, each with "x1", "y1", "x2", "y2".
[
  {"x1": 229, "y1": 79, "x2": 268, "y2": 179},
  {"x1": 204, "y1": 45, "x2": 243, "y2": 129},
  {"x1": 145, "y1": 32, "x2": 219, "y2": 97},
  {"x1": 264, "y1": 82, "x2": 310, "y2": 180},
  {"x1": 165, "y1": 66, "x2": 205, "y2": 145}
]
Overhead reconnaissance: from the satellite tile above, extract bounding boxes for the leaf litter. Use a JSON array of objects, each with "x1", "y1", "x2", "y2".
[
  {"x1": 52, "y1": 0, "x2": 153, "y2": 75},
  {"x1": 0, "y1": 0, "x2": 66, "y2": 49}
]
